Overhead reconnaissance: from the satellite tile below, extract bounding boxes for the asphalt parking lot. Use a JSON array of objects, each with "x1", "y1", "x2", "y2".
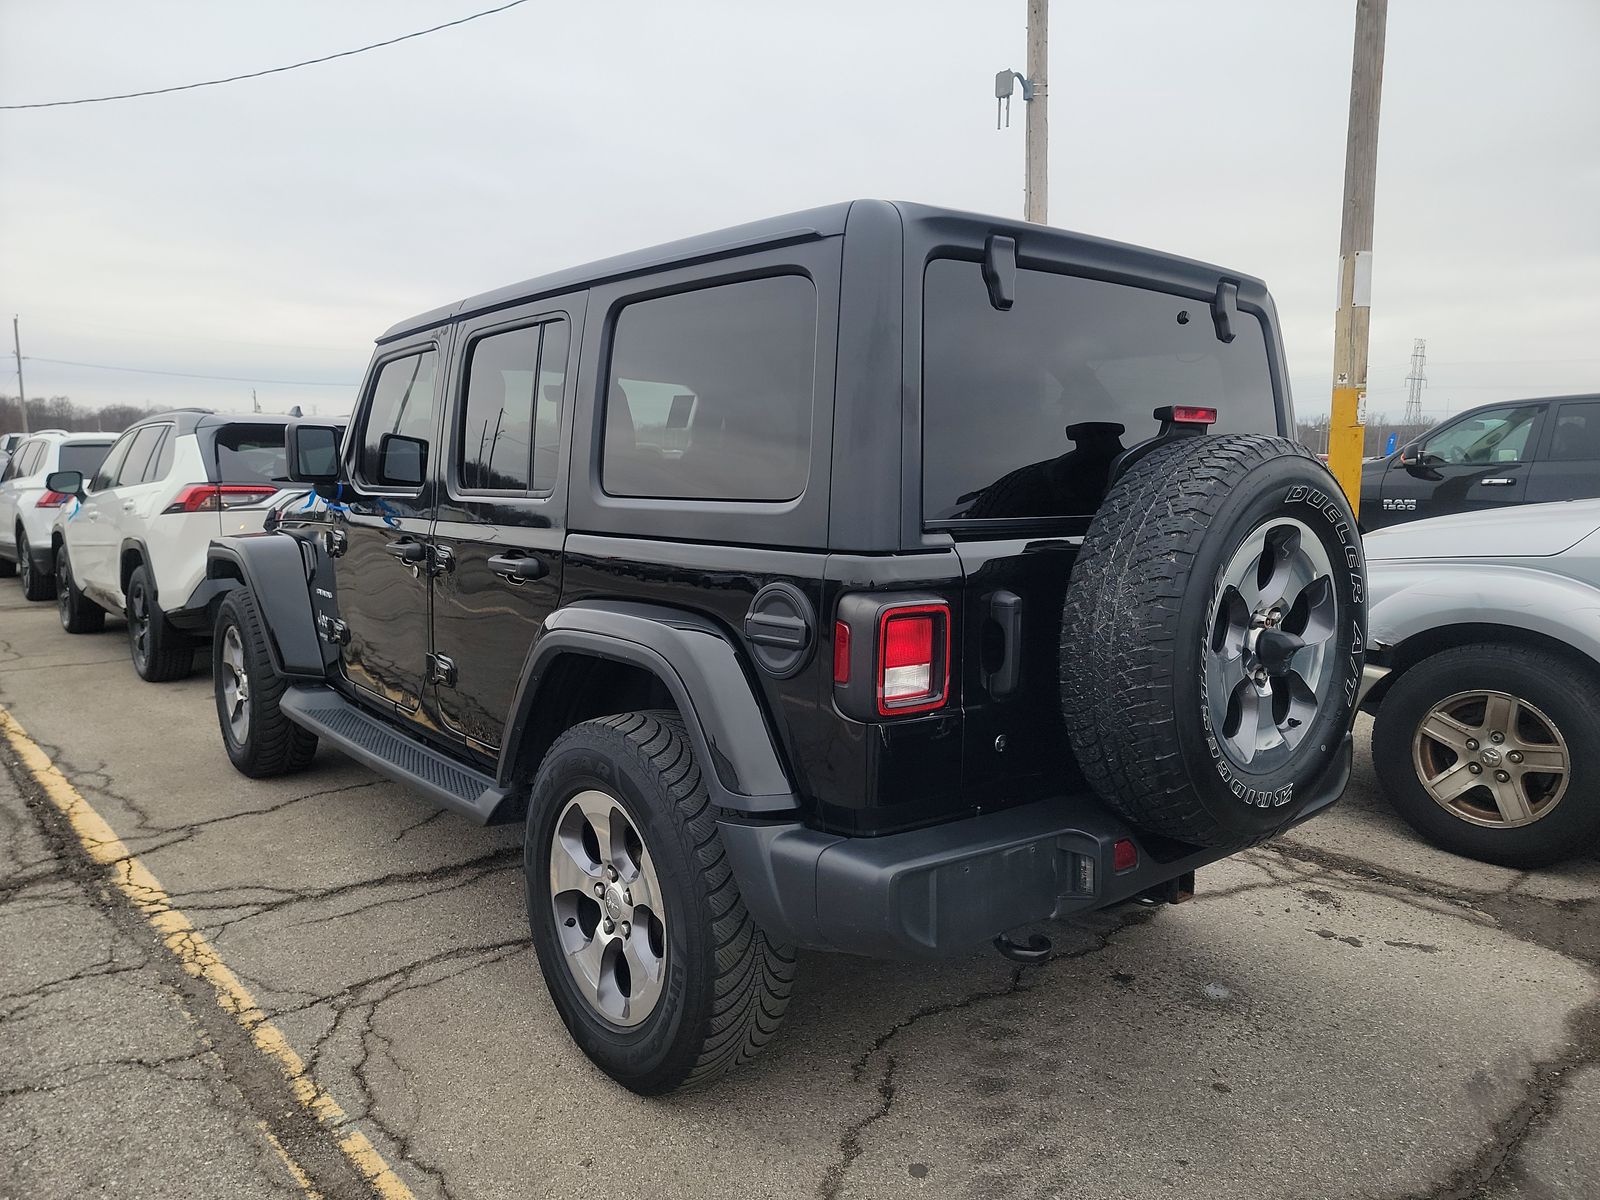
[{"x1": 2, "y1": 582, "x2": 1597, "y2": 1200}]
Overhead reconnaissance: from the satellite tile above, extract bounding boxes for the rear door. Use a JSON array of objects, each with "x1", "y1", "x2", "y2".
[
  {"x1": 430, "y1": 299, "x2": 580, "y2": 755},
  {"x1": 919, "y1": 257, "x2": 1283, "y2": 802},
  {"x1": 331, "y1": 333, "x2": 446, "y2": 718},
  {"x1": 1526, "y1": 398, "x2": 1600, "y2": 505},
  {"x1": 104, "y1": 422, "x2": 175, "y2": 601},
  {"x1": 1376, "y1": 403, "x2": 1543, "y2": 524}
]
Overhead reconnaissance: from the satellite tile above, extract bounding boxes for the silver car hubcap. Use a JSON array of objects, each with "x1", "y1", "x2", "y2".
[
  {"x1": 220, "y1": 625, "x2": 250, "y2": 744},
  {"x1": 1205, "y1": 517, "x2": 1338, "y2": 768},
  {"x1": 1413, "y1": 690, "x2": 1569, "y2": 828},
  {"x1": 548, "y1": 790, "x2": 666, "y2": 1027}
]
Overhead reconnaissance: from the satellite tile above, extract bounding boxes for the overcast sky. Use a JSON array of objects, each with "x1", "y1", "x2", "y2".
[{"x1": 2, "y1": 0, "x2": 1596, "y2": 425}]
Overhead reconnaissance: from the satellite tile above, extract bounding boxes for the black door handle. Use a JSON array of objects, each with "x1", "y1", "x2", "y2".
[
  {"x1": 385, "y1": 539, "x2": 425, "y2": 563},
  {"x1": 487, "y1": 552, "x2": 548, "y2": 582}
]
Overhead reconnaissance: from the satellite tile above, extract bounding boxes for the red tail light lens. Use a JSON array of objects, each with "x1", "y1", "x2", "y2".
[
  {"x1": 876, "y1": 603, "x2": 950, "y2": 716},
  {"x1": 1171, "y1": 405, "x2": 1217, "y2": 426},
  {"x1": 162, "y1": 484, "x2": 278, "y2": 514},
  {"x1": 833, "y1": 620, "x2": 851, "y2": 686},
  {"x1": 1113, "y1": 838, "x2": 1138, "y2": 872},
  {"x1": 35, "y1": 491, "x2": 71, "y2": 508}
]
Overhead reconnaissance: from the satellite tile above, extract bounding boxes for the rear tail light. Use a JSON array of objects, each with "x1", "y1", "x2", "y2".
[
  {"x1": 1113, "y1": 838, "x2": 1138, "y2": 872},
  {"x1": 876, "y1": 603, "x2": 950, "y2": 716},
  {"x1": 35, "y1": 491, "x2": 71, "y2": 508},
  {"x1": 162, "y1": 484, "x2": 278, "y2": 514},
  {"x1": 1167, "y1": 405, "x2": 1217, "y2": 426}
]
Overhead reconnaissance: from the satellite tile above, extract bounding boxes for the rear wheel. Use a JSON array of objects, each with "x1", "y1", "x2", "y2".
[
  {"x1": 55, "y1": 545, "x2": 105, "y2": 634},
  {"x1": 1061, "y1": 434, "x2": 1365, "y2": 847},
  {"x1": 17, "y1": 531, "x2": 52, "y2": 601},
  {"x1": 126, "y1": 564, "x2": 192, "y2": 682},
  {"x1": 213, "y1": 588, "x2": 318, "y2": 777},
  {"x1": 526, "y1": 711, "x2": 795, "y2": 1094},
  {"x1": 1373, "y1": 645, "x2": 1600, "y2": 867}
]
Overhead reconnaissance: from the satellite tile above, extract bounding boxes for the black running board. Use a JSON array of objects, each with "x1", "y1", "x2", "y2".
[{"x1": 279, "y1": 685, "x2": 515, "y2": 824}]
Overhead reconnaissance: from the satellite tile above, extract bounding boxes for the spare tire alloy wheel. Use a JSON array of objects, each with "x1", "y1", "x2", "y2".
[
  {"x1": 1413, "y1": 690, "x2": 1568, "y2": 828},
  {"x1": 1061, "y1": 434, "x2": 1365, "y2": 848},
  {"x1": 548, "y1": 789, "x2": 668, "y2": 1027}
]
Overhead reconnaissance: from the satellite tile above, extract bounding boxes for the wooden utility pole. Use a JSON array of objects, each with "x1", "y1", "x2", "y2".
[
  {"x1": 1024, "y1": 0, "x2": 1049, "y2": 224},
  {"x1": 1327, "y1": 0, "x2": 1388, "y2": 512},
  {"x1": 11, "y1": 316, "x2": 27, "y2": 434}
]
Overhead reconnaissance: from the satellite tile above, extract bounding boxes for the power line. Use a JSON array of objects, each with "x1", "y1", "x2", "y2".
[
  {"x1": 0, "y1": 0, "x2": 533, "y2": 110},
  {"x1": 24, "y1": 356, "x2": 356, "y2": 388}
]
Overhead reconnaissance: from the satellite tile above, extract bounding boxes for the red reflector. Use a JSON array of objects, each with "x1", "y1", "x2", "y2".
[
  {"x1": 35, "y1": 490, "x2": 71, "y2": 508},
  {"x1": 833, "y1": 620, "x2": 851, "y2": 685},
  {"x1": 876, "y1": 603, "x2": 950, "y2": 716},
  {"x1": 162, "y1": 484, "x2": 277, "y2": 514},
  {"x1": 1172, "y1": 405, "x2": 1217, "y2": 426},
  {"x1": 1113, "y1": 838, "x2": 1138, "y2": 872}
]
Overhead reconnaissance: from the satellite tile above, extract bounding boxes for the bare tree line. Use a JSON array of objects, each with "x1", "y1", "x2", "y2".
[
  {"x1": 0, "y1": 394, "x2": 162, "y2": 436},
  {"x1": 1296, "y1": 412, "x2": 1437, "y2": 458}
]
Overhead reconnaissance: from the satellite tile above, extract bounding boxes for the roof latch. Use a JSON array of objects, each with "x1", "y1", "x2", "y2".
[{"x1": 983, "y1": 234, "x2": 1017, "y2": 311}]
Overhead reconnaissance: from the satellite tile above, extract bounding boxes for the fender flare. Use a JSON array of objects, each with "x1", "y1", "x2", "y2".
[
  {"x1": 117, "y1": 536, "x2": 157, "y2": 599},
  {"x1": 502, "y1": 600, "x2": 798, "y2": 815},
  {"x1": 206, "y1": 534, "x2": 327, "y2": 679}
]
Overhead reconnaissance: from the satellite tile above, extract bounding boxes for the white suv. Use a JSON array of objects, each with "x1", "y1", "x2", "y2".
[
  {"x1": 47, "y1": 410, "x2": 302, "y2": 681},
  {"x1": 0, "y1": 429, "x2": 117, "y2": 600}
]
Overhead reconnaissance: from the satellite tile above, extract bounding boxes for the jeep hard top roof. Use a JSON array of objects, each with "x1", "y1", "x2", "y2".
[{"x1": 376, "y1": 199, "x2": 1271, "y2": 346}]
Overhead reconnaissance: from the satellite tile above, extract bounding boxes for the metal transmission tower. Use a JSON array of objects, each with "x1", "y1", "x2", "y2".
[{"x1": 1403, "y1": 338, "x2": 1427, "y2": 424}]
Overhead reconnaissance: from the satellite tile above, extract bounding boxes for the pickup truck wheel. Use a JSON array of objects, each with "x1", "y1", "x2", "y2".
[
  {"x1": 55, "y1": 546, "x2": 105, "y2": 634},
  {"x1": 18, "y1": 531, "x2": 52, "y2": 601},
  {"x1": 1061, "y1": 434, "x2": 1365, "y2": 847},
  {"x1": 126, "y1": 565, "x2": 193, "y2": 682},
  {"x1": 212, "y1": 589, "x2": 318, "y2": 777},
  {"x1": 1373, "y1": 645, "x2": 1600, "y2": 867},
  {"x1": 526, "y1": 711, "x2": 796, "y2": 1094}
]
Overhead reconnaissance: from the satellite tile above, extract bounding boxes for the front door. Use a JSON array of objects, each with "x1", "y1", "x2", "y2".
[
  {"x1": 333, "y1": 335, "x2": 446, "y2": 717},
  {"x1": 69, "y1": 428, "x2": 140, "y2": 600},
  {"x1": 1376, "y1": 403, "x2": 1543, "y2": 526},
  {"x1": 430, "y1": 301, "x2": 579, "y2": 754}
]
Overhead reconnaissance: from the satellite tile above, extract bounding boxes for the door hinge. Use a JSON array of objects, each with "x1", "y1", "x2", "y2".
[
  {"x1": 428, "y1": 653, "x2": 457, "y2": 687},
  {"x1": 323, "y1": 528, "x2": 347, "y2": 557},
  {"x1": 428, "y1": 543, "x2": 455, "y2": 577},
  {"x1": 317, "y1": 614, "x2": 351, "y2": 646}
]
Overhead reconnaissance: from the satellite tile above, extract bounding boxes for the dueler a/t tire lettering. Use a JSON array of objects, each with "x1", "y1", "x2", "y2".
[{"x1": 1060, "y1": 434, "x2": 1365, "y2": 847}]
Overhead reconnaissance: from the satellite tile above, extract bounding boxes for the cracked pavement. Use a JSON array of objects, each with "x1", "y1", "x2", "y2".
[{"x1": 2, "y1": 583, "x2": 1598, "y2": 1199}]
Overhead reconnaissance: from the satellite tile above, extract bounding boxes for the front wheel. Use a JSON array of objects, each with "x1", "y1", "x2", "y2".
[
  {"x1": 213, "y1": 589, "x2": 318, "y2": 777},
  {"x1": 526, "y1": 711, "x2": 796, "y2": 1094},
  {"x1": 55, "y1": 545, "x2": 106, "y2": 634},
  {"x1": 1373, "y1": 644, "x2": 1600, "y2": 867}
]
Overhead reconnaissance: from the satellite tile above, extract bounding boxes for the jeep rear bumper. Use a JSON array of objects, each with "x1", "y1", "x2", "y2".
[{"x1": 720, "y1": 732, "x2": 1350, "y2": 958}]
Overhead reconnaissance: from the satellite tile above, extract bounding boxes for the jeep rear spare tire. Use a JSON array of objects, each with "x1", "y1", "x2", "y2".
[{"x1": 1061, "y1": 434, "x2": 1365, "y2": 847}]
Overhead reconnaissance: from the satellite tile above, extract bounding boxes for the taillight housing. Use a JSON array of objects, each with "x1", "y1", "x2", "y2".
[
  {"x1": 831, "y1": 593, "x2": 953, "y2": 720},
  {"x1": 35, "y1": 490, "x2": 71, "y2": 508},
  {"x1": 162, "y1": 484, "x2": 278, "y2": 514}
]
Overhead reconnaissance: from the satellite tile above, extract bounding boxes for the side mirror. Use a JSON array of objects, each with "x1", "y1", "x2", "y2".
[
  {"x1": 377, "y1": 433, "x2": 427, "y2": 488},
  {"x1": 1397, "y1": 444, "x2": 1420, "y2": 466},
  {"x1": 45, "y1": 469, "x2": 85, "y2": 499},
  {"x1": 286, "y1": 423, "x2": 344, "y2": 484}
]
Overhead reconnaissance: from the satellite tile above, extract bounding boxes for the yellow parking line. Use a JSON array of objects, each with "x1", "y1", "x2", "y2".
[{"x1": 0, "y1": 707, "x2": 416, "y2": 1200}]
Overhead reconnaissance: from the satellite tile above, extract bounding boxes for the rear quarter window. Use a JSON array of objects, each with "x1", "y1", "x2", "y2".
[
  {"x1": 57, "y1": 442, "x2": 114, "y2": 478},
  {"x1": 922, "y1": 259, "x2": 1280, "y2": 524},
  {"x1": 213, "y1": 424, "x2": 289, "y2": 485}
]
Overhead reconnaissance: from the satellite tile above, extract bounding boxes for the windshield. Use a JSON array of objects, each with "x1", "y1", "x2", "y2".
[{"x1": 922, "y1": 259, "x2": 1280, "y2": 524}]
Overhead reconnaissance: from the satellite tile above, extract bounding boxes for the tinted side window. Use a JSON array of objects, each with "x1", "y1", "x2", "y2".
[
  {"x1": 91, "y1": 432, "x2": 137, "y2": 491},
  {"x1": 118, "y1": 426, "x2": 167, "y2": 485},
  {"x1": 358, "y1": 350, "x2": 438, "y2": 487},
  {"x1": 214, "y1": 424, "x2": 287, "y2": 484},
  {"x1": 922, "y1": 259, "x2": 1278, "y2": 522},
  {"x1": 16, "y1": 440, "x2": 44, "y2": 477},
  {"x1": 602, "y1": 276, "x2": 817, "y2": 502},
  {"x1": 1422, "y1": 406, "x2": 1537, "y2": 465},
  {"x1": 58, "y1": 442, "x2": 114, "y2": 478},
  {"x1": 458, "y1": 319, "x2": 569, "y2": 494},
  {"x1": 1548, "y1": 401, "x2": 1600, "y2": 462}
]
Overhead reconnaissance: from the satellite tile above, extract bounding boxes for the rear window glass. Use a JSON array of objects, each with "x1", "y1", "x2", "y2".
[
  {"x1": 58, "y1": 442, "x2": 113, "y2": 478},
  {"x1": 214, "y1": 424, "x2": 289, "y2": 485},
  {"x1": 602, "y1": 275, "x2": 817, "y2": 502},
  {"x1": 922, "y1": 259, "x2": 1279, "y2": 523}
]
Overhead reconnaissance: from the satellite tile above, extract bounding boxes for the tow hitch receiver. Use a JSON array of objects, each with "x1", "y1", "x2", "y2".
[{"x1": 1137, "y1": 870, "x2": 1197, "y2": 907}]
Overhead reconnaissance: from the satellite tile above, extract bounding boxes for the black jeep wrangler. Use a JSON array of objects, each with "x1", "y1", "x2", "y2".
[{"x1": 205, "y1": 201, "x2": 1364, "y2": 1094}]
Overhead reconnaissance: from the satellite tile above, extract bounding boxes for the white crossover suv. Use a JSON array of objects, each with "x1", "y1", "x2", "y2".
[
  {"x1": 0, "y1": 429, "x2": 117, "y2": 600},
  {"x1": 46, "y1": 410, "x2": 304, "y2": 681}
]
